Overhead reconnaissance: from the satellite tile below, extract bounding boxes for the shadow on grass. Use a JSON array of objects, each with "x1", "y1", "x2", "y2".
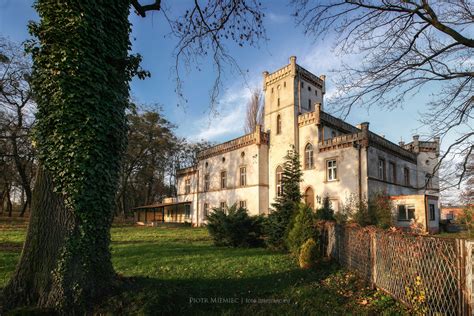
[{"x1": 97, "y1": 261, "x2": 347, "y2": 316}]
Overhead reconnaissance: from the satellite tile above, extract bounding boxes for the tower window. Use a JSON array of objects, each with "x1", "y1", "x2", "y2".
[
  {"x1": 315, "y1": 90, "x2": 318, "y2": 96},
  {"x1": 301, "y1": 82, "x2": 304, "y2": 88},
  {"x1": 284, "y1": 81, "x2": 286, "y2": 88},
  {"x1": 308, "y1": 99, "x2": 311, "y2": 110},
  {"x1": 276, "y1": 166, "x2": 283, "y2": 197},
  {"x1": 271, "y1": 87, "x2": 274, "y2": 93},
  {"x1": 240, "y1": 166, "x2": 247, "y2": 186},
  {"x1": 304, "y1": 143, "x2": 314, "y2": 169},
  {"x1": 277, "y1": 98, "x2": 280, "y2": 106},
  {"x1": 308, "y1": 86, "x2": 311, "y2": 91},
  {"x1": 276, "y1": 115, "x2": 282, "y2": 135}
]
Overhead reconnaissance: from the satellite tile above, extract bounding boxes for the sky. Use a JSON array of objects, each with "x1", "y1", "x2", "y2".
[{"x1": 0, "y1": 0, "x2": 438, "y2": 146}]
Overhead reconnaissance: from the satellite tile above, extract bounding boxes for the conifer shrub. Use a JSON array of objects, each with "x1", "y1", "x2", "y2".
[
  {"x1": 298, "y1": 238, "x2": 319, "y2": 269},
  {"x1": 264, "y1": 146, "x2": 303, "y2": 250},
  {"x1": 286, "y1": 203, "x2": 318, "y2": 256},
  {"x1": 315, "y1": 196, "x2": 335, "y2": 220},
  {"x1": 206, "y1": 204, "x2": 264, "y2": 247}
]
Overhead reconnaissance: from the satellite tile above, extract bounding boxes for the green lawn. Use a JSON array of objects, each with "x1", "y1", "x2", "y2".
[{"x1": 0, "y1": 223, "x2": 406, "y2": 315}]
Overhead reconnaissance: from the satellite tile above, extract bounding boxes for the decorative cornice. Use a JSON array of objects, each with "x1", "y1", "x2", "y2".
[{"x1": 296, "y1": 65, "x2": 324, "y2": 88}]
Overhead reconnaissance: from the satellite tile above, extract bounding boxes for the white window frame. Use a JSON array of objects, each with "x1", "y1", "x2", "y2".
[
  {"x1": 429, "y1": 204, "x2": 436, "y2": 221},
  {"x1": 203, "y1": 203, "x2": 209, "y2": 218},
  {"x1": 276, "y1": 167, "x2": 283, "y2": 197},
  {"x1": 220, "y1": 171, "x2": 227, "y2": 189},
  {"x1": 378, "y1": 158, "x2": 386, "y2": 180},
  {"x1": 184, "y1": 204, "x2": 191, "y2": 219},
  {"x1": 184, "y1": 178, "x2": 191, "y2": 194},
  {"x1": 304, "y1": 143, "x2": 314, "y2": 169},
  {"x1": 240, "y1": 166, "x2": 247, "y2": 186},
  {"x1": 204, "y1": 174, "x2": 210, "y2": 192},
  {"x1": 327, "y1": 159, "x2": 337, "y2": 181},
  {"x1": 239, "y1": 200, "x2": 247, "y2": 209},
  {"x1": 398, "y1": 204, "x2": 415, "y2": 221}
]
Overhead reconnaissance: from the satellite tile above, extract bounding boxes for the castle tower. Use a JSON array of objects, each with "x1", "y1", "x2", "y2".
[{"x1": 263, "y1": 56, "x2": 326, "y2": 206}]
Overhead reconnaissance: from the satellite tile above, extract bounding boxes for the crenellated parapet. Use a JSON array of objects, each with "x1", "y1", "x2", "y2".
[
  {"x1": 197, "y1": 126, "x2": 269, "y2": 160},
  {"x1": 318, "y1": 132, "x2": 363, "y2": 151}
]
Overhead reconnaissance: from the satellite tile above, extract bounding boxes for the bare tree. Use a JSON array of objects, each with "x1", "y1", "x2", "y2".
[
  {"x1": 0, "y1": 36, "x2": 36, "y2": 216},
  {"x1": 244, "y1": 88, "x2": 264, "y2": 133},
  {"x1": 293, "y1": 0, "x2": 473, "y2": 191}
]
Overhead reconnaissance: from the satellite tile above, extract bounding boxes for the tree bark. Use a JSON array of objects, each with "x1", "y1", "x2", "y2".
[{"x1": 2, "y1": 166, "x2": 117, "y2": 313}]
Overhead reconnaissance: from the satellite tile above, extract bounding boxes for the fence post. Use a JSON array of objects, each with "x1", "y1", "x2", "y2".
[
  {"x1": 371, "y1": 231, "x2": 377, "y2": 288},
  {"x1": 463, "y1": 240, "x2": 473, "y2": 316}
]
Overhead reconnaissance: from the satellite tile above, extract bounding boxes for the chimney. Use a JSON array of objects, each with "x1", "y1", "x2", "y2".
[
  {"x1": 399, "y1": 141, "x2": 405, "y2": 147},
  {"x1": 289, "y1": 56, "x2": 297, "y2": 65},
  {"x1": 262, "y1": 71, "x2": 269, "y2": 91},
  {"x1": 359, "y1": 122, "x2": 370, "y2": 131},
  {"x1": 412, "y1": 135, "x2": 420, "y2": 153},
  {"x1": 319, "y1": 74, "x2": 326, "y2": 81}
]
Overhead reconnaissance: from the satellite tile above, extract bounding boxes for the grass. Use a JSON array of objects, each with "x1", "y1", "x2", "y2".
[{"x1": 0, "y1": 222, "x2": 406, "y2": 315}]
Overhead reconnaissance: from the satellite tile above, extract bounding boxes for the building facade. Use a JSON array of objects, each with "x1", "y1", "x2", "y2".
[{"x1": 171, "y1": 57, "x2": 441, "y2": 232}]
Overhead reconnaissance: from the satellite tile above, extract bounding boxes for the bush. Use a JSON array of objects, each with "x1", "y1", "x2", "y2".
[
  {"x1": 350, "y1": 192, "x2": 394, "y2": 228},
  {"x1": 264, "y1": 201, "x2": 296, "y2": 250},
  {"x1": 206, "y1": 204, "x2": 264, "y2": 247},
  {"x1": 298, "y1": 238, "x2": 318, "y2": 269},
  {"x1": 286, "y1": 203, "x2": 318, "y2": 256},
  {"x1": 315, "y1": 196, "x2": 334, "y2": 220}
]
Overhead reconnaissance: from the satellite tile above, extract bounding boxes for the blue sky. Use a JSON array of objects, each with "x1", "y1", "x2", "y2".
[{"x1": 0, "y1": 0, "x2": 438, "y2": 145}]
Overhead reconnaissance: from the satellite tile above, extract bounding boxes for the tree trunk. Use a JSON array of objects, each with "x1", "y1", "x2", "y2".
[
  {"x1": 6, "y1": 185, "x2": 13, "y2": 217},
  {"x1": 3, "y1": 166, "x2": 117, "y2": 312}
]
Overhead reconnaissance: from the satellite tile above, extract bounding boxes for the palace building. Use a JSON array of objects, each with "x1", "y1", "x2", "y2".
[{"x1": 135, "y1": 56, "x2": 441, "y2": 233}]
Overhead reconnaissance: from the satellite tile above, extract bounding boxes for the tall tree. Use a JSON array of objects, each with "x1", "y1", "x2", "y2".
[
  {"x1": 294, "y1": 0, "x2": 473, "y2": 191},
  {"x1": 4, "y1": 0, "x2": 265, "y2": 312},
  {"x1": 0, "y1": 37, "x2": 36, "y2": 217},
  {"x1": 244, "y1": 88, "x2": 264, "y2": 133},
  {"x1": 265, "y1": 146, "x2": 303, "y2": 250}
]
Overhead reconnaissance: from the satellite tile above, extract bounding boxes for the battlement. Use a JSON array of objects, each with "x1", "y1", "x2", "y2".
[{"x1": 197, "y1": 126, "x2": 269, "y2": 160}]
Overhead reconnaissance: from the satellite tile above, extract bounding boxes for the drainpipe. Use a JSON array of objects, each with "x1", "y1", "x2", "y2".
[
  {"x1": 358, "y1": 144, "x2": 362, "y2": 203},
  {"x1": 424, "y1": 195, "x2": 429, "y2": 233}
]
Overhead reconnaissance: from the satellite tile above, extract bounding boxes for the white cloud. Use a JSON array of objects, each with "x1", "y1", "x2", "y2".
[
  {"x1": 190, "y1": 85, "x2": 254, "y2": 142},
  {"x1": 266, "y1": 12, "x2": 290, "y2": 24}
]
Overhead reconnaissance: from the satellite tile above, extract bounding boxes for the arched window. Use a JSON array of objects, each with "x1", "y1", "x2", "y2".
[
  {"x1": 304, "y1": 143, "x2": 314, "y2": 169},
  {"x1": 276, "y1": 115, "x2": 282, "y2": 134},
  {"x1": 276, "y1": 166, "x2": 283, "y2": 197},
  {"x1": 304, "y1": 187, "x2": 314, "y2": 209}
]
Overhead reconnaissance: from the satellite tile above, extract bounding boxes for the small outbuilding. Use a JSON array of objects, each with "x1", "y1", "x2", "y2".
[{"x1": 133, "y1": 198, "x2": 192, "y2": 226}]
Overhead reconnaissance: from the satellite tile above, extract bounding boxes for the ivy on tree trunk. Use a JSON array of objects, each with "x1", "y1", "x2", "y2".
[{"x1": 3, "y1": 0, "x2": 133, "y2": 312}]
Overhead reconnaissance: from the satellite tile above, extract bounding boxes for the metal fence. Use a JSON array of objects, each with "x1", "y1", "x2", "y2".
[{"x1": 319, "y1": 222, "x2": 474, "y2": 315}]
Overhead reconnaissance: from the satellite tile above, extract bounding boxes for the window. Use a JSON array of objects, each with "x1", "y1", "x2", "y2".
[
  {"x1": 389, "y1": 162, "x2": 396, "y2": 183},
  {"x1": 378, "y1": 158, "x2": 386, "y2": 180},
  {"x1": 184, "y1": 204, "x2": 191, "y2": 219},
  {"x1": 404, "y1": 167, "x2": 410, "y2": 186},
  {"x1": 308, "y1": 99, "x2": 311, "y2": 110},
  {"x1": 220, "y1": 171, "x2": 227, "y2": 189},
  {"x1": 331, "y1": 131, "x2": 336, "y2": 138},
  {"x1": 185, "y1": 178, "x2": 191, "y2": 194},
  {"x1": 276, "y1": 166, "x2": 283, "y2": 197},
  {"x1": 277, "y1": 98, "x2": 280, "y2": 106},
  {"x1": 204, "y1": 174, "x2": 210, "y2": 192},
  {"x1": 239, "y1": 200, "x2": 247, "y2": 209},
  {"x1": 220, "y1": 201, "x2": 227, "y2": 210},
  {"x1": 271, "y1": 87, "x2": 274, "y2": 93},
  {"x1": 398, "y1": 205, "x2": 415, "y2": 221},
  {"x1": 308, "y1": 86, "x2": 311, "y2": 91},
  {"x1": 276, "y1": 115, "x2": 282, "y2": 134},
  {"x1": 315, "y1": 90, "x2": 318, "y2": 96},
  {"x1": 429, "y1": 204, "x2": 436, "y2": 221},
  {"x1": 301, "y1": 82, "x2": 304, "y2": 88},
  {"x1": 327, "y1": 159, "x2": 337, "y2": 181},
  {"x1": 283, "y1": 81, "x2": 286, "y2": 88},
  {"x1": 240, "y1": 166, "x2": 247, "y2": 186},
  {"x1": 304, "y1": 143, "x2": 314, "y2": 169},
  {"x1": 447, "y1": 211, "x2": 454, "y2": 220}
]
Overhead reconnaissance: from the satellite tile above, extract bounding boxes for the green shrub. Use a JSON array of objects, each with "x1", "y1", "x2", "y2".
[
  {"x1": 265, "y1": 146, "x2": 303, "y2": 250},
  {"x1": 264, "y1": 201, "x2": 297, "y2": 250},
  {"x1": 351, "y1": 192, "x2": 394, "y2": 228},
  {"x1": 315, "y1": 196, "x2": 334, "y2": 220},
  {"x1": 206, "y1": 204, "x2": 264, "y2": 247},
  {"x1": 298, "y1": 238, "x2": 318, "y2": 269},
  {"x1": 286, "y1": 203, "x2": 317, "y2": 256}
]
